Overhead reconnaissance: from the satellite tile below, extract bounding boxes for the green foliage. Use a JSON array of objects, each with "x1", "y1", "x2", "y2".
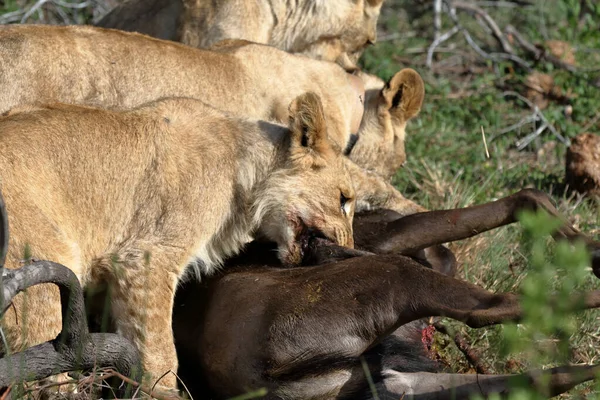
[{"x1": 471, "y1": 209, "x2": 596, "y2": 399}]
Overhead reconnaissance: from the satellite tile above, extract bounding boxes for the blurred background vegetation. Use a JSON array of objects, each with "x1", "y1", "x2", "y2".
[{"x1": 1, "y1": 0, "x2": 600, "y2": 398}]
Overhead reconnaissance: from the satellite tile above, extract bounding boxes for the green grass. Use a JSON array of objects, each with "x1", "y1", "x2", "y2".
[{"x1": 360, "y1": 0, "x2": 600, "y2": 398}]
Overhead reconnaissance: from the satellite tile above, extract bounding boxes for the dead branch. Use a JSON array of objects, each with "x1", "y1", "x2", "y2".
[
  {"x1": 0, "y1": 262, "x2": 142, "y2": 388},
  {"x1": 476, "y1": 1, "x2": 533, "y2": 7},
  {"x1": 433, "y1": 322, "x2": 492, "y2": 374},
  {"x1": 36, "y1": 368, "x2": 182, "y2": 400},
  {"x1": 505, "y1": 25, "x2": 578, "y2": 73},
  {"x1": 489, "y1": 90, "x2": 569, "y2": 149},
  {"x1": 441, "y1": 1, "x2": 531, "y2": 70},
  {"x1": 427, "y1": 0, "x2": 583, "y2": 73},
  {"x1": 0, "y1": 0, "x2": 100, "y2": 25},
  {"x1": 426, "y1": 25, "x2": 461, "y2": 68},
  {"x1": 450, "y1": 0, "x2": 514, "y2": 54},
  {"x1": 501, "y1": 91, "x2": 569, "y2": 147}
]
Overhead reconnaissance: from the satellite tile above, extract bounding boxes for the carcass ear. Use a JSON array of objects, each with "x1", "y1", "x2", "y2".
[
  {"x1": 288, "y1": 92, "x2": 339, "y2": 161},
  {"x1": 381, "y1": 68, "x2": 425, "y2": 123}
]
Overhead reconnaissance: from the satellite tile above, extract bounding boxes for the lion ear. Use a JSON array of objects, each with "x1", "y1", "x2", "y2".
[
  {"x1": 381, "y1": 68, "x2": 425, "y2": 123},
  {"x1": 288, "y1": 92, "x2": 339, "y2": 159}
]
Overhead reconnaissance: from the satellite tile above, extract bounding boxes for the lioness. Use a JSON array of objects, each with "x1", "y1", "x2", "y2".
[
  {"x1": 96, "y1": 0, "x2": 384, "y2": 70},
  {"x1": 345, "y1": 69, "x2": 428, "y2": 214},
  {"x1": 0, "y1": 25, "x2": 362, "y2": 151},
  {"x1": 0, "y1": 93, "x2": 354, "y2": 391},
  {"x1": 351, "y1": 69, "x2": 424, "y2": 181},
  {"x1": 0, "y1": 24, "x2": 425, "y2": 215}
]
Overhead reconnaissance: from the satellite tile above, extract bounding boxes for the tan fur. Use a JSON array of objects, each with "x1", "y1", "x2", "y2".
[
  {"x1": 350, "y1": 69, "x2": 425, "y2": 181},
  {"x1": 97, "y1": 0, "x2": 384, "y2": 69},
  {"x1": 343, "y1": 69, "x2": 428, "y2": 216},
  {"x1": 0, "y1": 94, "x2": 354, "y2": 390},
  {"x1": 0, "y1": 25, "x2": 361, "y2": 150},
  {"x1": 0, "y1": 24, "x2": 425, "y2": 215}
]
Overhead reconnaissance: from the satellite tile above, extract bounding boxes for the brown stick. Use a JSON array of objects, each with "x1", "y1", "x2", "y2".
[
  {"x1": 101, "y1": 369, "x2": 180, "y2": 400},
  {"x1": 451, "y1": 0, "x2": 514, "y2": 54},
  {"x1": 505, "y1": 25, "x2": 578, "y2": 73},
  {"x1": 0, "y1": 262, "x2": 142, "y2": 389},
  {"x1": 432, "y1": 322, "x2": 491, "y2": 374}
]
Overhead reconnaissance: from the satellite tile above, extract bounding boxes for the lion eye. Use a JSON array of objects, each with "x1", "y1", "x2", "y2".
[{"x1": 340, "y1": 192, "x2": 349, "y2": 215}]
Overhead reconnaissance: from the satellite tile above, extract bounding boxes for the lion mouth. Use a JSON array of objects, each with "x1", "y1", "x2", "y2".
[{"x1": 292, "y1": 219, "x2": 333, "y2": 265}]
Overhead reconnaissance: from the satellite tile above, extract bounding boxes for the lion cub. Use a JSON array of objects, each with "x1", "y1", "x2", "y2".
[
  {"x1": 97, "y1": 0, "x2": 384, "y2": 70},
  {"x1": 344, "y1": 68, "x2": 428, "y2": 215},
  {"x1": 0, "y1": 93, "x2": 355, "y2": 390},
  {"x1": 0, "y1": 25, "x2": 362, "y2": 153}
]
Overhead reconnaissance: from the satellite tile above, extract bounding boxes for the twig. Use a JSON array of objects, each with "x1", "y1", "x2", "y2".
[
  {"x1": 171, "y1": 371, "x2": 194, "y2": 400},
  {"x1": 502, "y1": 90, "x2": 536, "y2": 109},
  {"x1": 52, "y1": 0, "x2": 91, "y2": 9},
  {"x1": 426, "y1": 25, "x2": 461, "y2": 68},
  {"x1": 493, "y1": 113, "x2": 540, "y2": 138},
  {"x1": 53, "y1": 3, "x2": 72, "y2": 24},
  {"x1": 103, "y1": 369, "x2": 181, "y2": 400},
  {"x1": 475, "y1": 1, "x2": 533, "y2": 7},
  {"x1": 24, "y1": 378, "x2": 79, "y2": 393},
  {"x1": 450, "y1": 0, "x2": 514, "y2": 54},
  {"x1": 516, "y1": 122, "x2": 549, "y2": 150},
  {"x1": 433, "y1": 322, "x2": 492, "y2": 374},
  {"x1": 0, "y1": 186, "x2": 140, "y2": 391},
  {"x1": 151, "y1": 369, "x2": 172, "y2": 393},
  {"x1": 443, "y1": 2, "x2": 531, "y2": 70},
  {"x1": 481, "y1": 126, "x2": 490, "y2": 158},
  {"x1": 434, "y1": 0, "x2": 443, "y2": 40},
  {"x1": 20, "y1": 0, "x2": 50, "y2": 23},
  {"x1": 580, "y1": 111, "x2": 600, "y2": 134},
  {"x1": 505, "y1": 25, "x2": 578, "y2": 73},
  {"x1": 377, "y1": 32, "x2": 403, "y2": 42},
  {"x1": 0, "y1": 10, "x2": 26, "y2": 24},
  {"x1": 499, "y1": 91, "x2": 569, "y2": 147},
  {"x1": 503, "y1": 91, "x2": 568, "y2": 144}
]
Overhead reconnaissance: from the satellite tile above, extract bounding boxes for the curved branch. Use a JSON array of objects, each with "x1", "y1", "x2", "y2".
[
  {"x1": 2, "y1": 262, "x2": 87, "y2": 348},
  {"x1": 0, "y1": 333, "x2": 140, "y2": 387},
  {"x1": 0, "y1": 261, "x2": 142, "y2": 388}
]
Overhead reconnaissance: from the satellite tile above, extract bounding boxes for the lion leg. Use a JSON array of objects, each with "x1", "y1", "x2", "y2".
[{"x1": 104, "y1": 247, "x2": 180, "y2": 392}]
